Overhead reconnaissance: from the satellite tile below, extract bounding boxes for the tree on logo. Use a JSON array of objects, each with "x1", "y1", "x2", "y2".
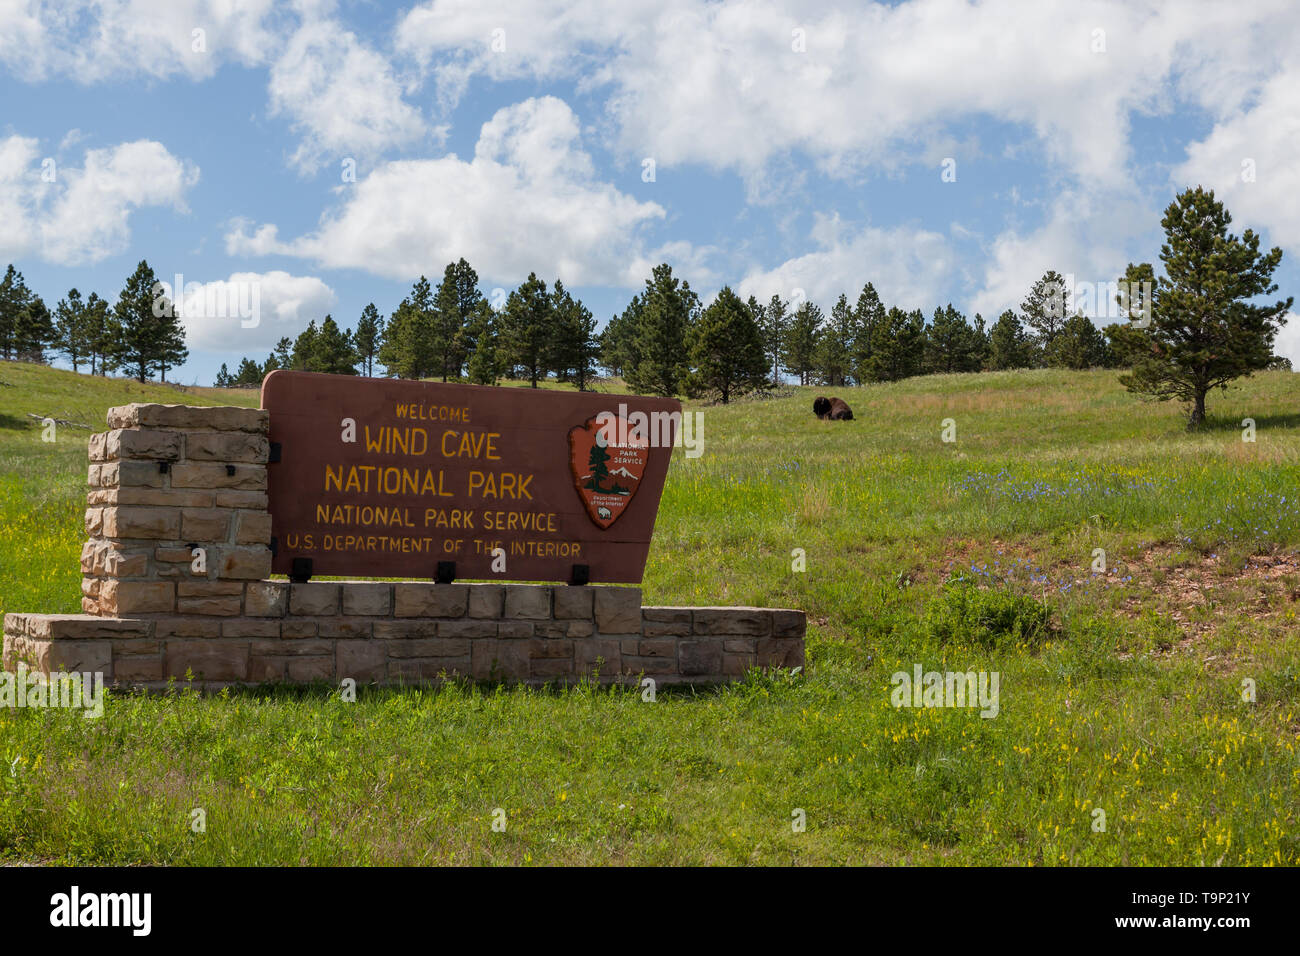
[{"x1": 584, "y1": 443, "x2": 628, "y2": 495}]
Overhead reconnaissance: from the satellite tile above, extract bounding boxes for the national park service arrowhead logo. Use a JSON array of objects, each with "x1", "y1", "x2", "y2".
[{"x1": 569, "y1": 415, "x2": 650, "y2": 529}]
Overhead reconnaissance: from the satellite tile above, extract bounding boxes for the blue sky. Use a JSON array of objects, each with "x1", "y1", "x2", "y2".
[{"x1": 3, "y1": 0, "x2": 1299, "y2": 384}]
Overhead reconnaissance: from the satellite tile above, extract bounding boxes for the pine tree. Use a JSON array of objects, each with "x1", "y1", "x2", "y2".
[
  {"x1": 466, "y1": 299, "x2": 504, "y2": 385},
  {"x1": 850, "y1": 283, "x2": 885, "y2": 383},
  {"x1": 354, "y1": 304, "x2": 383, "y2": 376},
  {"x1": 0, "y1": 264, "x2": 27, "y2": 360},
  {"x1": 782, "y1": 301, "x2": 822, "y2": 385},
  {"x1": 432, "y1": 259, "x2": 482, "y2": 380},
  {"x1": 988, "y1": 310, "x2": 1032, "y2": 370},
  {"x1": 550, "y1": 280, "x2": 599, "y2": 390},
  {"x1": 155, "y1": 295, "x2": 188, "y2": 383},
  {"x1": 232, "y1": 357, "x2": 264, "y2": 386},
  {"x1": 54, "y1": 288, "x2": 89, "y2": 372},
  {"x1": 924, "y1": 304, "x2": 985, "y2": 374},
  {"x1": 1115, "y1": 262, "x2": 1156, "y2": 327},
  {"x1": 762, "y1": 293, "x2": 789, "y2": 384},
  {"x1": 1020, "y1": 270, "x2": 1069, "y2": 364},
  {"x1": 690, "y1": 286, "x2": 769, "y2": 403},
  {"x1": 312, "y1": 315, "x2": 358, "y2": 374},
  {"x1": 83, "y1": 292, "x2": 114, "y2": 375},
  {"x1": 626, "y1": 264, "x2": 698, "y2": 397},
  {"x1": 0, "y1": 265, "x2": 53, "y2": 362},
  {"x1": 272, "y1": 336, "x2": 292, "y2": 371},
  {"x1": 214, "y1": 363, "x2": 232, "y2": 387},
  {"x1": 1110, "y1": 186, "x2": 1292, "y2": 427},
  {"x1": 501, "y1": 272, "x2": 553, "y2": 388},
  {"x1": 290, "y1": 321, "x2": 319, "y2": 371},
  {"x1": 868, "y1": 308, "x2": 925, "y2": 382},
  {"x1": 970, "y1": 313, "x2": 990, "y2": 370},
  {"x1": 600, "y1": 296, "x2": 642, "y2": 379},
  {"x1": 113, "y1": 260, "x2": 186, "y2": 382},
  {"x1": 815, "y1": 293, "x2": 855, "y2": 386},
  {"x1": 377, "y1": 276, "x2": 435, "y2": 378},
  {"x1": 1051, "y1": 313, "x2": 1109, "y2": 369}
]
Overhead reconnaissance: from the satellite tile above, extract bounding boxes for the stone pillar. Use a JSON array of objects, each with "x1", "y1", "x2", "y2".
[{"x1": 81, "y1": 403, "x2": 273, "y2": 618}]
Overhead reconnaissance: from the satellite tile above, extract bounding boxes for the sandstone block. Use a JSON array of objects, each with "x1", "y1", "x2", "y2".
[
  {"x1": 471, "y1": 639, "x2": 529, "y2": 681},
  {"x1": 574, "y1": 638, "x2": 622, "y2": 677},
  {"x1": 286, "y1": 656, "x2": 335, "y2": 682},
  {"x1": 177, "y1": 596, "x2": 241, "y2": 616},
  {"x1": 234, "y1": 511, "x2": 272, "y2": 545},
  {"x1": 772, "y1": 609, "x2": 806, "y2": 638},
  {"x1": 553, "y1": 586, "x2": 594, "y2": 619},
  {"x1": 184, "y1": 431, "x2": 270, "y2": 463},
  {"x1": 165, "y1": 640, "x2": 249, "y2": 681},
  {"x1": 679, "y1": 641, "x2": 723, "y2": 676},
  {"x1": 101, "y1": 460, "x2": 166, "y2": 489},
  {"x1": 337, "y1": 642, "x2": 386, "y2": 683},
  {"x1": 620, "y1": 655, "x2": 678, "y2": 676},
  {"x1": 528, "y1": 638, "x2": 573, "y2": 659},
  {"x1": 215, "y1": 490, "x2": 268, "y2": 509},
  {"x1": 153, "y1": 617, "x2": 222, "y2": 638},
  {"x1": 466, "y1": 584, "x2": 503, "y2": 618},
  {"x1": 435, "y1": 619, "x2": 498, "y2": 638},
  {"x1": 373, "y1": 620, "x2": 436, "y2": 640},
  {"x1": 103, "y1": 506, "x2": 181, "y2": 540},
  {"x1": 529, "y1": 658, "x2": 574, "y2": 680},
  {"x1": 106, "y1": 429, "x2": 182, "y2": 461},
  {"x1": 245, "y1": 581, "x2": 288, "y2": 617},
  {"x1": 217, "y1": 547, "x2": 272, "y2": 580},
  {"x1": 170, "y1": 463, "x2": 266, "y2": 490},
  {"x1": 341, "y1": 583, "x2": 391, "y2": 616},
  {"x1": 107, "y1": 403, "x2": 269, "y2": 434},
  {"x1": 181, "y1": 509, "x2": 230, "y2": 541},
  {"x1": 221, "y1": 620, "x2": 281, "y2": 638},
  {"x1": 386, "y1": 638, "x2": 471, "y2": 659},
  {"x1": 100, "y1": 580, "x2": 174, "y2": 614},
  {"x1": 504, "y1": 585, "x2": 551, "y2": 619},
  {"x1": 757, "y1": 637, "x2": 804, "y2": 669},
  {"x1": 638, "y1": 638, "x2": 677, "y2": 658},
  {"x1": 394, "y1": 583, "x2": 467, "y2": 618},
  {"x1": 290, "y1": 582, "x2": 341, "y2": 616},
  {"x1": 594, "y1": 587, "x2": 642, "y2": 633},
  {"x1": 692, "y1": 608, "x2": 773, "y2": 637},
  {"x1": 317, "y1": 619, "x2": 373, "y2": 639}
]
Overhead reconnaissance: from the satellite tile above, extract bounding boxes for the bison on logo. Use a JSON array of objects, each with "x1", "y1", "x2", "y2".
[{"x1": 568, "y1": 415, "x2": 650, "y2": 529}]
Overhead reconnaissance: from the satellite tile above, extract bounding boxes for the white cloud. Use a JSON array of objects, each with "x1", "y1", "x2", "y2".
[
  {"x1": 226, "y1": 96, "x2": 674, "y2": 287},
  {"x1": 1274, "y1": 313, "x2": 1300, "y2": 369},
  {"x1": 178, "y1": 270, "x2": 337, "y2": 351},
  {"x1": 970, "y1": 186, "x2": 1161, "y2": 321},
  {"x1": 1174, "y1": 65, "x2": 1300, "y2": 251},
  {"x1": 0, "y1": 0, "x2": 282, "y2": 82},
  {"x1": 0, "y1": 135, "x2": 198, "y2": 265},
  {"x1": 269, "y1": 14, "x2": 429, "y2": 174},
  {"x1": 737, "y1": 213, "x2": 955, "y2": 312},
  {"x1": 395, "y1": 0, "x2": 1300, "y2": 188}
]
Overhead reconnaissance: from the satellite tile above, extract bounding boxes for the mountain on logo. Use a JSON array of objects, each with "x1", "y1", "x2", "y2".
[{"x1": 609, "y1": 466, "x2": 640, "y2": 480}]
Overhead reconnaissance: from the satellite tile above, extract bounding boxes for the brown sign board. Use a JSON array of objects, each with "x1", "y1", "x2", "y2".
[{"x1": 261, "y1": 371, "x2": 681, "y2": 583}]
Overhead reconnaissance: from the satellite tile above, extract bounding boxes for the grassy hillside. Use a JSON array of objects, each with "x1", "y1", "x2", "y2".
[{"x1": 2, "y1": 361, "x2": 1298, "y2": 864}]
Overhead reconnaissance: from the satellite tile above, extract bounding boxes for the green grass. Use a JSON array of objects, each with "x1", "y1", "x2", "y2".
[{"x1": 2, "y1": 362, "x2": 1299, "y2": 865}]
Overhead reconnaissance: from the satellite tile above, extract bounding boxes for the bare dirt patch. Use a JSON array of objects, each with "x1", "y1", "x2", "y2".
[{"x1": 931, "y1": 537, "x2": 1300, "y2": 651}]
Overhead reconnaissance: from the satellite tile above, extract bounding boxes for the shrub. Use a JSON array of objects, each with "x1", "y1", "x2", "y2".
[{"x1": 924, "y1": 578, "x2": 1051, "y2": 651}]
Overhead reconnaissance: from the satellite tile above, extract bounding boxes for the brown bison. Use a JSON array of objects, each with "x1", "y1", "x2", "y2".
[{"x1": 813, "y1": 396, "x2": 853, "y2": 421}]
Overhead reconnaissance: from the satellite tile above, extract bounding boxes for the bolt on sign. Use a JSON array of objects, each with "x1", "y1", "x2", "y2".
[{"x1": 261, "y1": 371, "x2": 681, "y2": 583}]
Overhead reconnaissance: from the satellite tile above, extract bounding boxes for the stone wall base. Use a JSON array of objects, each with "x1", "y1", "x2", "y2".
[{"x1": 3, "y1": 583, "x2": 805, "y2": 690}]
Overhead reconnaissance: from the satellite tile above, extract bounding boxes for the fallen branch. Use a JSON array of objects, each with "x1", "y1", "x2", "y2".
[{"x1": 26, "y1": 413, "x2": 92, "y2": 430}]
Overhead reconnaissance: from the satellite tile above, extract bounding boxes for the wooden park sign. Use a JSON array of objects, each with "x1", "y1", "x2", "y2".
[{"x1": 261, "y1": 371, "x2": 682, "y2": 584}]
